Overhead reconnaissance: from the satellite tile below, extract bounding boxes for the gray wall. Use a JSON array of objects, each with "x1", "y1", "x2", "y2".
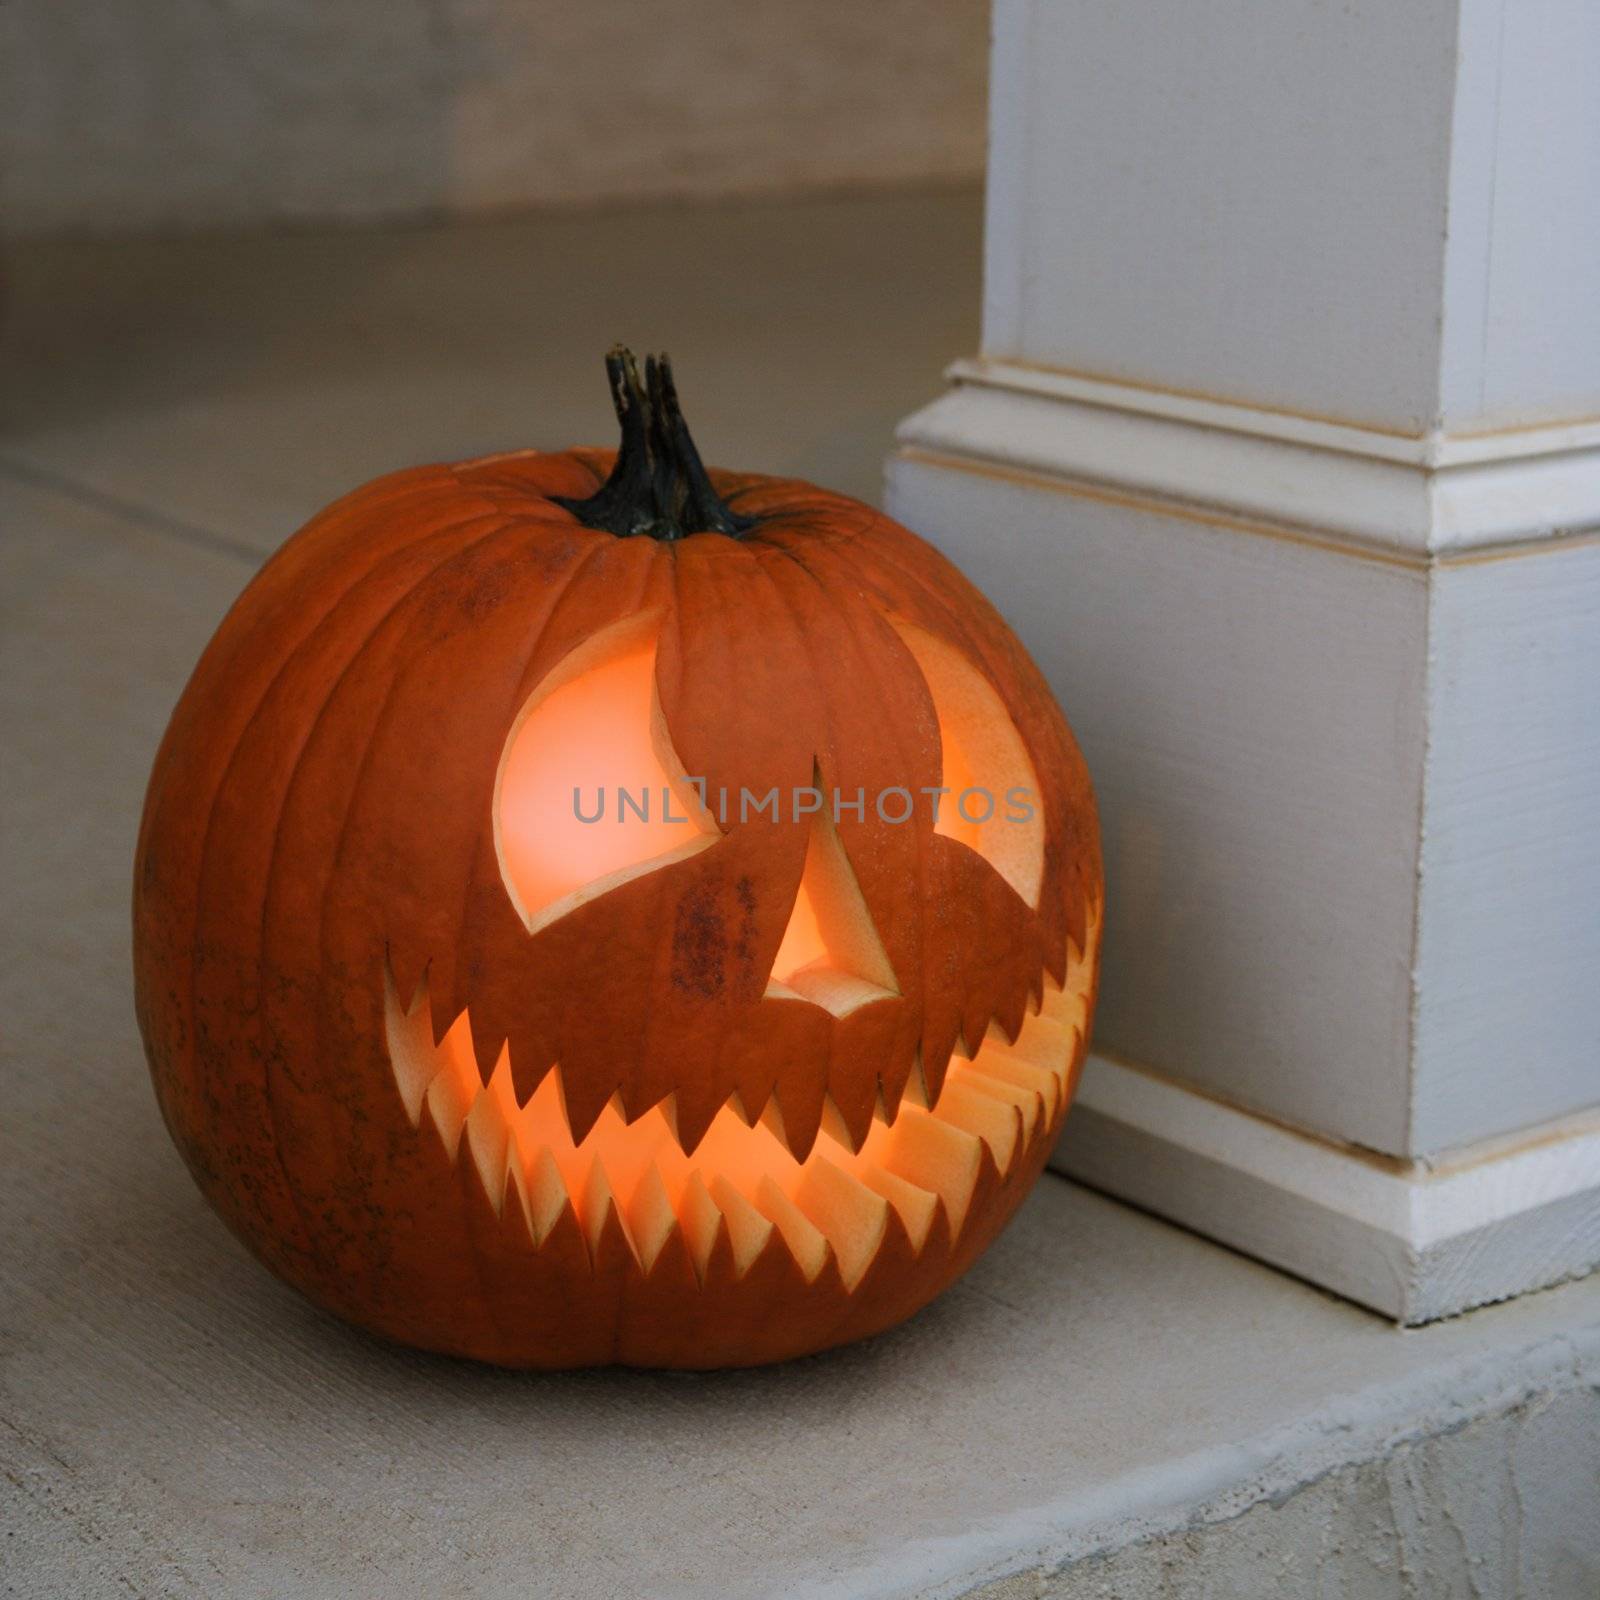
[{"x1": 1, "y1": 1, "x2": 988, "y2": 236}]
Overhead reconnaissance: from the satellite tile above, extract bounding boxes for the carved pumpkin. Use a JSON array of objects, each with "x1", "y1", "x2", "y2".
[{"x1": 134, "y1": 351, "x2": 1101, "y2": 1368}]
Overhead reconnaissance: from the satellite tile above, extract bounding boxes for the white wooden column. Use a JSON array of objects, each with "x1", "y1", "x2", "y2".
[{"x1": 889, "y1": 0, "x2": 1600, "y2": 1322}]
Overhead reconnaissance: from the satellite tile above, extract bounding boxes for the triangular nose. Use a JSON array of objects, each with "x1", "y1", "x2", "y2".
[{"x1": 766, "y1": 802, "x2": 898, "y2": 1017}]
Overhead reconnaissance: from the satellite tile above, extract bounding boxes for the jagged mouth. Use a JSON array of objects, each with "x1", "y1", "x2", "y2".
[{"x1": 384, "y1": 919, "x2": 1095, "y2": 1292}]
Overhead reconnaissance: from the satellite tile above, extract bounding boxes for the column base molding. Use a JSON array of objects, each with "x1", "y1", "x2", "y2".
[
  {"x1": 900, "y1": 359, "x2": 1600, "y2": 560},
  {"x1": 1055, "y1": 1055, "x2": 1600, "y2": 1324},
  {"x1": 890, "y1": 360, "x2": 1600, "y2": 1324}
]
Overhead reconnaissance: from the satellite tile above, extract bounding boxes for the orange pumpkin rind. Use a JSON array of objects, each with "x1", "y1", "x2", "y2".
[{"x1": 133, "y1": 351, "x2": 1102, "y2": 1368}]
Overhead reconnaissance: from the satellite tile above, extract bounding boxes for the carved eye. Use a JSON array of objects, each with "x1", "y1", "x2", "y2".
[
  {"x1": 891, "y1": 619, "x2": 1046, "y2": 908},
  {"x1": 495, "y1": 617, "x2": 718, "y2": 934}
]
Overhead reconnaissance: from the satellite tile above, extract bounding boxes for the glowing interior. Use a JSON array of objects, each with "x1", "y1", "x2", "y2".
[
  {"x1": 495, "y1": 624, "x2": 902, "y2": 1011},
  {"x1": 496, "y1": 625, "x2": 719, "y2": 934},
  {"x1": 891, "y1": 621, "x2": 1046, "y2": 908},
  {"x1": 459, "y1": 616, "x2": 1081, "y2": 1288},
  {"x1": 770, "y1": 878, "x2": 827, "y2": 978},
  {"x1": 384, "y1": 911, "x2": 1096, "y2": 1290},
  {"x1": 765, "y1": 795, "x2": 899, "y2": 1016}
]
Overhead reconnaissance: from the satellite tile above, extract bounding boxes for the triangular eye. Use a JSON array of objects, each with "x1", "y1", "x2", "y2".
[
  {"x1": 765, "y1": 794, "x2": 898, "y2": 1017},
  {"x1": 495, "y1": 618, "x2": 719, "y2": 933},
  {"x1": 891, "y1": 620, "x2": 1046, "y2": 908}
]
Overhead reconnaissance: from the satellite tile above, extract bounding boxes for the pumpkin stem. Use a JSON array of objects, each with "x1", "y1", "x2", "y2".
[{"x1": 553, "y1": 347, "x2": 756, "y2": 541}]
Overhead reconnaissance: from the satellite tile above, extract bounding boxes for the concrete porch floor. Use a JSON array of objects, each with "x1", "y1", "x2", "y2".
[{"x1": 3, "y1": 192, "x2": 1598, "y2": 1599}]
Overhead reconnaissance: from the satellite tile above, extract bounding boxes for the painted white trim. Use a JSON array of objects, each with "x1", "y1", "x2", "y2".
[
  {"x1": 1054, "y1": 1053, "x2": 1600, "y2": 1324},
  {"x1": 949, "y1": 358, "x2": 1600, "y2": 470},
  {"x1": 896, "y1": 361, "x2": 1600, "y2": 558}
]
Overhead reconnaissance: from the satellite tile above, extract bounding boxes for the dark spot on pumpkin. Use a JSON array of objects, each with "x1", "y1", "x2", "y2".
[
  {"x1": 732, "y1": 875, "x2": 758, "y2": 966},
  {"x1": 671, "y1": 885, "x2": 726, "y2": 999},
  {"x1": 457, "y1": 571, "x2": 511, "y2": 621}
]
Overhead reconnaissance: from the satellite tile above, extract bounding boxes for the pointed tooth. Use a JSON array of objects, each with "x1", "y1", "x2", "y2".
[
  {"x1": 402, "y1": 969, "x2": 431, "y2": 1019},
  {"x1": 426, "y1": 975, "x2": 460, "y2": 1048},
  {"x1": 708, "y1": 1176, "x2": 775, "y2": 1277},
  {"x1": 383, "y1": 963, "x2": 440, "y2": 1126},
  {"x1": 881, "y1": 1105, "x2": 982, "y2": 1237},
  {"x1": 872, "y1": 1083, "x2": 894, "y2": 1128},
  {"x1": 502, "y1": 1160, "x2": 537, "y2": 1243},
  {"x1": 901, "y1": 1052, "x2": 931, "y2": 1109},
  {"x1": 465, "y1": 1046, "x2": 517, "y2": 1209},
  {"x1": 513, "y1": 1067, "x2": 580, "y2": 1182},
  {"x1": 578, "y1": 1159, "x2": 622, "y2": 1260},
  {"x1": 771, "y1": 1074, "x2": 825, "y2": 1162},
  {"x1": 509, "y1": 1036, "x2": 557, "y2": 1108},
  {"x1": 759, "y1": 1094, "x2": 789, "y2": 1149},
  {"x1": 919, "y1": 1046, "x2": 952, "y2": 1113},
  {"x1": 875, "y1": 1057, "x2": 911, "y2": 1124},
  {"x1": 1060, "y1": 1025, "x2": 1085, "y2": 1093},
  {"x1": 651, "y1": 1092, "x2": 681, "y2": 1144},
  {"x1": 466, "y1": 1009, "x2": 505, "y2": 1088},
  {"x1": 961, "y1": 1067, "x2": 1046, "y2": 1143},
  {"x1": 423, "y1": 1053, "x2": 476, "y2": 1159},
  {"x1": 970, "y1": 1049, "x2": 1062, "y2": 1123},
  {"x1": 679, "y1": 1172, "x2": 724, "y2": 1282},
  {"x1": 385, "y1": 945, "x2": 431, "y2": 1030},
  {"x1": 996, "y1": 1014, "x2": 1082, "y2": 1102},
  {"x1": 958, "y1": 1003, "x2": 994, "y2": 1072},
  {"x1": 856, "y1": 1167, "x2": 939, "y2": 1254},
  {"x1": 992, "y1": 1010, "x2": 1070, "y2": 1069},
  {"x1": 1067, "y1": 936, "x2": 1098, "y2": 998},
  {"x1": 1049, "y1": 998, "x2": 1088, "y2": 1049},
  {"x1": 625, "y1": 1165, "x2": 678, "y2": 1274},
  {"x1": 994, "y1": 989, "x2": 1028, "y2": 1049},
  {"x1": 752, "y1": 1176, "x2": 830, "y2": 1283},
  {"x1": 791, "y1": 1158, "x2": 889, "y2": 1291},
  {"x1": 818, "y1": 1093, "x2": 863, "y2": 1153},
  {"x1": 822, "y1": 1073, "x2": 880, "y2": 1151},
  {"x1": 671, "y1": 1081, "x2": 725, "y2": 1158},
  {"x1": 559, "y1": 1069, "x2": 615, "y2": 1149},
  {"x1": 526, "y1": 1148, "x2": 571, "y2": 1245},
  {"x1": 933, "y1": 1078, "x2": 1024, "y2": 1176}
]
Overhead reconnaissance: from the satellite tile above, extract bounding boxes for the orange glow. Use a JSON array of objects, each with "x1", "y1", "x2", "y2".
[
  {"x1": 382, "y1": 904, "x2": 1100, "y2": 1288},
  {"x1": 935, "y1": 721, "x2": 984, "y2": 855},
  {"x1": 496, "y1": 635, "x2": 716, "y2": 931},
  {"x1": 770, "y1": 878, "x2": 827, "y2": 980},
  {"x1": 764, "y1": 800, "x2": 898, "y2": 1015},
  {"x1": 425, "y1": 619, "x2": 1090, "y2": 1289},
  {"x1": 893, "y1": 620, "x2": 1046, "y2": 907}
]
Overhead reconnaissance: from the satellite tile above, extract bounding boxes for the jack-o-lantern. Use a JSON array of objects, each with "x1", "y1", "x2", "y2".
[{"x1": 134, "y1": 351, "x2": 1101, "y2": 1368}]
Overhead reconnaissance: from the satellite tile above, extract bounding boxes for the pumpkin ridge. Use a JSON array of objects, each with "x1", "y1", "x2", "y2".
[
  {"x1": 768, "y1": 533, "x2": 1033, "y2": 1113},
  {"x1": 750, "y1": 538, "x2": 937, "y2": 1128},
  {"x1": 136, "y1": 475, "x2": 468, "y2": 1254},
  {"x1": 135, "y1": 366, "x2": 1103, "y2": 1368},
  {"x1": 430, "y1": 527, "x2": 630, "y2": 1078},
  {"x1": 631, "y1": 535, "x2": 819, "y2": 1148},
  {"x1": 251, "y1": 513, "x2": 530, "y2": 1281},
  {"x1": 797, "y1": 528, "x2": 1094, "y2": 974},
  {"x1": 179, "y1": 506, "x2": 523, "y2": 1272},
  {"x1": 291, "y1": 515, "x2": 555, "y2": 1011},
  {"x1": 452, "y1": 541, "x2": 683, "y2": 1119}
]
